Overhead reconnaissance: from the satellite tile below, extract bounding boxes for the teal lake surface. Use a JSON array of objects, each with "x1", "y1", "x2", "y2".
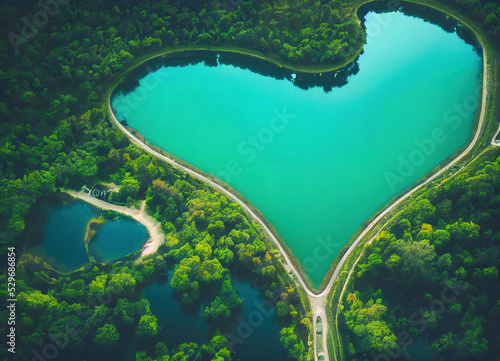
[
  {"x1": 113, "y1": 11, "x2": 482, "y2": 287},
  {"x1": 88, "y1": 218, "x2": 149, "y2": 262},
  {"x1": 30, "y1": 202, "x2": 94, "y2": 272}
]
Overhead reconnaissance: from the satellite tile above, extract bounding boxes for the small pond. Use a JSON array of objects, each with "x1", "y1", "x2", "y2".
[
  {"x1": 143, "y1": 279, "x2": 287, "y2": 361},
  {"x1": 28, "y1": 200, "x2": 148, "y2": 271},
  {"x1": 88, "y1": 218, "x2": 149, "y2": 263}
]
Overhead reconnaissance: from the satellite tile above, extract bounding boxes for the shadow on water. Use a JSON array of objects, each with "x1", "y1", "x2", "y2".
[
  {"x1": 115, "y1": 1, "x2": 481, "y2": 101},
  {"x1": 229, "y1": 280, "x2": 289, "y2": 361},
  {"x1": 116, "y1": 49, "x2": 360, "y2": 96},
  {"x1": 407, "y1": 336, "x2": 433, "y2": 361},
  {"x1": 358, "y1": 1, "x2": 482, "y2": 56}
]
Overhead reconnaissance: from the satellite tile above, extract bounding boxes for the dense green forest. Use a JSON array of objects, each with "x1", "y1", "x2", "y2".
[
  {"x1": 340, "y1": 149, "x2": 500, "y2": 361},
  {"x1": 0, "y1": 0, "x2": 369, "y2": 256},
  {"x1": 0, "y1": 0, "x2": 355, "y2": 359},
  {"x1": 438, "y1": 0, "x2": 500, "y2": 39},
  {"x1": 1, "y1": 0, "x2": 500, "y2": 361},
  {"x1": 1, "y1": 172, "x2": 312, "y2": 360}
]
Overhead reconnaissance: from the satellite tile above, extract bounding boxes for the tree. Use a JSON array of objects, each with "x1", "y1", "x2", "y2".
[
  {"x1": 109, "y1": 272, "x2": 136, "y2": 296},
  {"x1": 137, "y1": 314, "x2": 160, "y2": 338},
  {"x1": 214, "y1": 248, "x2": 234, "y2": 266},
  {"x1": 120, "y1": 172, "x2": 140, "y2": 199},
  {"x1": 195, "y1": 240, "x2": 213, "y2": 261},
  {"x1": 95, "y1": 324, "x2": 119, "y2": 348},
  {"x1": 204, "y1": 278, "x2": 241, "y2": 320},
  {"x1": 397, "y1": 239, "x2": 437, "y2": 282},
  {"x1": 483, "y1": 267, "x2": 498, "y2": 281},
  {"x1": 276, "y1": 301, "x2": 289, "y2": 318},
  {"x1": 446, "y1": 221, "x2": 480, "y2": 244},
  {"x1": 279, "y1": 326, "x2": 305, "y2": 360},
  {"x1": 112, "y1": 298, "x2": 135, "y2": 327}
]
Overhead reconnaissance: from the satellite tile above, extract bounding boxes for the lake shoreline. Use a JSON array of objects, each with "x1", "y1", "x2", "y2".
[
  {"x1": 100, "y1": 1, "x2": 497, "y2": 301},
  {"x1": 98, "y1": 3, "x2": 498, "y2": 360},
  {"x1": 62, "y1": 189, "x2": 165, "y2": 258}
]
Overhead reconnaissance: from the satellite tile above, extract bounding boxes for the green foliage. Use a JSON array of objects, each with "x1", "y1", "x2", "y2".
[
  {"x1": 203, "y1": 278, "x2": 242, "y2": 320},
  {"x1": 280, "y1": 325, "x2": 306, "y2": 360},
  {"x1": 137, "y1": 314, "x2": 160, "y2": 338},
  {"x1": 95, "y1": 323, "x2": 120, "y2": 348},
  {"x1": 343, "y1": 152, "x2": 500, "y2": 361},
  {"x1": 343, "y1": 293, "x2": 397, "y2": 356},
  {"x1": 0, "y1": 0, "x2": 421, "y2": 360},
  {"x1": 170, "y1": 255, "x2": 226, "y2": 303}
]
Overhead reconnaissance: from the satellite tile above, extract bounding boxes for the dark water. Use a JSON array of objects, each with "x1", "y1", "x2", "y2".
[
  {"x1": 88, "y1": 218, "x2": 149, "y2": 263},
  {"x1": 230, "y1": 281, "x2": 287, "y2": 361},
  {"x1": 29, "y1": 202, "x2": 94, "y2": 272},
  {"x1": 29, "y1": 202, "x2": 149, "y2": 271},
  {"x1": 143, "y1": 280, "x2": 287, "y2": 361},
  {"x1": 143, "y1": 280, "x2": 210, "y2": 347}
]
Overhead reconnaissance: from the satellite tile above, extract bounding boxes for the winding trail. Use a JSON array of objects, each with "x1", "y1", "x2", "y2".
[
  {"x1": 103, "y1": 17, "x2": 494, "y2": 361},
  {"x1": 62, "y1": 189, "x2": 164, "y2": 256}
]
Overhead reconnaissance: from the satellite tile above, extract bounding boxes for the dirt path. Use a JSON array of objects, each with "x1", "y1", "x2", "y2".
[
  {"x1": 63, "y1": 189, "x2": 164, "y2": 257},
  {"x1": 311, "y1": 296, "x2": 329, "y2": 360}
]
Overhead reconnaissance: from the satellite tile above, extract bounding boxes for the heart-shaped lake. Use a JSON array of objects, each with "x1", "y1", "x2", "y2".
[{"x1": 112, "y1": 7, "x2": 482, "y2": 288}]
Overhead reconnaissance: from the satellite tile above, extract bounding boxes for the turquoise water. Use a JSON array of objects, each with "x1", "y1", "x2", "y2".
[
  {"x1": 30, "y1": 202, "x2": 94, "y2": 272},
  {"x1": 113, "y1": 11, "x2": 482, "y2": 287},
  {"x1": 88, "y1": 218, "x2": 149, "y2": 262}
]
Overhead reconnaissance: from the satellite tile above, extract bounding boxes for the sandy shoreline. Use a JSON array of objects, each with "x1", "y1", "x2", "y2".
[{"x1": 63, "y1": 189, "x2": 165, "y2": 257}]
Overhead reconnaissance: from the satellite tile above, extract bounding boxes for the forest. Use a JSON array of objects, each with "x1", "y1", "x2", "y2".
[
  {"x1": 0, "y1": 0, "x2": 370, "y2": 253},
  {"x1": 0, "y1": 1, "x2": 342, "y2": 359},
  {"x1": 340, "y1": 149, "x2": 500, "y2": 361},
  {"x1": 0, "y1": 0, "x2": 500, "y2": 360}
]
